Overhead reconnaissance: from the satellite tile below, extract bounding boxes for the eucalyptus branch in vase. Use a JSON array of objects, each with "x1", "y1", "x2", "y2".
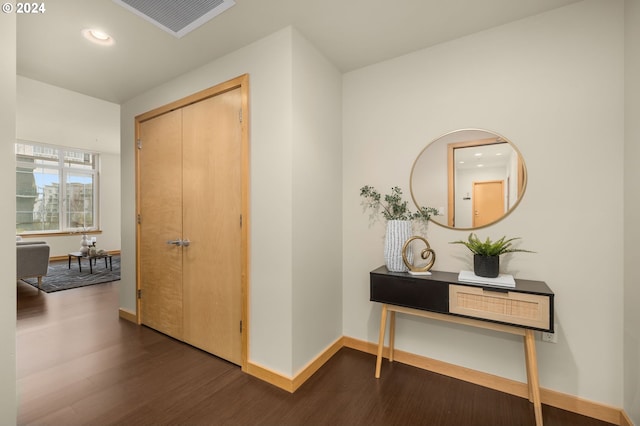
[
  {"x1": 360, "y1": 185, "x2": 439, "y2": 272},
  {"x1": 359, "y1": 185, "x2": 439, "y2": 224}
]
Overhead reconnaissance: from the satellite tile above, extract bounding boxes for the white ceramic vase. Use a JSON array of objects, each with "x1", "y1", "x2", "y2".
[
  {"x1": 384, "y1": 220, "x2": 412, "y2": 272},
  {"x1": 80, "y1": 234, "x2": 90, "y2": 256}
]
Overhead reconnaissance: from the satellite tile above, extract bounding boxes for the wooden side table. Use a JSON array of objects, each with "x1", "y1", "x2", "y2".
[{"x1": 370, "y1": 266, "x2": 554, "y2": 426}]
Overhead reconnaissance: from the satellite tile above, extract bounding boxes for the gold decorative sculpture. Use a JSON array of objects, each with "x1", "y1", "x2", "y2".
[{"x1": 402, "y1": 236, "x2": 436, "y2": 275}]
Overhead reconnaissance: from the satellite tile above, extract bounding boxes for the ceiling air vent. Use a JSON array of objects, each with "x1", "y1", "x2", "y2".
[{"x1": 113, "y1": 0, "x2": 235, "y2": 38}]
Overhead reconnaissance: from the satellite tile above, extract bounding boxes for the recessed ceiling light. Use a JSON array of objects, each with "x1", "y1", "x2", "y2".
[
  {"x1": 90, "y1": 29, "x2": 110, "y2": 40},
  {"x1": 474, "y1": 153, "x2": 482, "y2": 157},
  {"x1": 82, "y1": 28, "x2": 115, "y2": 46}
]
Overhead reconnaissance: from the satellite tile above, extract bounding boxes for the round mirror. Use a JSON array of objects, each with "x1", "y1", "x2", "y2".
[{"x1": 410, "y1": 129, "x2": 527, "y2": 229}]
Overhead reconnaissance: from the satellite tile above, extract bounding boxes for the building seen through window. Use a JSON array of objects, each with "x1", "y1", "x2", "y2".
[{"x1": 16, "y1": 141, "x2": 99, "y2": 234}]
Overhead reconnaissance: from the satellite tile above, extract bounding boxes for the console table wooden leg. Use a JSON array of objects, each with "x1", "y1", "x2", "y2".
[
  {"x1": 375, "y1": 304, "x2": 388, "y2": 379},
  {"x1": 524, "y1": 329, "x2": 543, "y2": 426},
  {"x1": 524, "y1": 333, "x2": 533, "y2": 402},
  {"x1": 388, "y1": 311, "x2": 396, "y2": 363}
]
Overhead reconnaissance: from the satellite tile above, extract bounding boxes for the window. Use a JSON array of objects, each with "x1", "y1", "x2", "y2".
[{"x1": 16, "y1": 141, "x2": 100, "y2": 234}]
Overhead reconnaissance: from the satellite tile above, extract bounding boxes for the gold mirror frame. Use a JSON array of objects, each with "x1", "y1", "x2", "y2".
[{"x1": 410, "y1": 129, "x2": 527, "y2": 230}]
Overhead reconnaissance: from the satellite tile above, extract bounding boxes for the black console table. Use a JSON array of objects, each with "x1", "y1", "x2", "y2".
[{"x1": 370, "y1": 266, "x2": 554, "y2": 426}]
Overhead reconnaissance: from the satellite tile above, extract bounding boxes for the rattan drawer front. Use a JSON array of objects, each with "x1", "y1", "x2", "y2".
[{"x1": 449, "y1": 285, "x2": 550, "y2": 330}]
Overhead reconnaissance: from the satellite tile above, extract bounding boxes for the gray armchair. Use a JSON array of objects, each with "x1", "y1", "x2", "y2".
[{"x1": 17, "y1": 241, "x2": 50, "y2": 288}]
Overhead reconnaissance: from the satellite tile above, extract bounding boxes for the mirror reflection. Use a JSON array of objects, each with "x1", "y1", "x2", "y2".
[{"x1": 410, "y1": 129, "x2": 527, "y2": 229}]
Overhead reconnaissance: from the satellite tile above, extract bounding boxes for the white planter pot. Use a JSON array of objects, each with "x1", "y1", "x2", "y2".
[{"x1": 384, "y1": 220, "x2": 412, "y2": 272}]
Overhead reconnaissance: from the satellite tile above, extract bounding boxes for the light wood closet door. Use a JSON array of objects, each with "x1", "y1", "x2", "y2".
[
  {"x1": 138, "y1": 87, "x2": 243, "y2": 366},
  {"x1": 182, "y1": 88, "x2": 242, "y2": 364},
  {"x1": 138, "y1": 109, "x2": 184, "y2": 340}
]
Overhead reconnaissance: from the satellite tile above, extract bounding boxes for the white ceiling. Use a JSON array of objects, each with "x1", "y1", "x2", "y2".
[{"x1": 17, "y1": 0, "x2": 581, "y2": 104}]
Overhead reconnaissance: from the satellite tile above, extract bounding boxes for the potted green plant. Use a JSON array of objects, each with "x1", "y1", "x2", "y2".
[
  {"x1": 450, "y1": 233, "x2": 534, "y2": 278},
  {"x1": 360, "y1": 185, "x2": 438, "y2": 272}
]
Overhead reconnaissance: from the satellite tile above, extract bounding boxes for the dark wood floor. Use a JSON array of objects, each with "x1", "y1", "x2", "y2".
[{"x1": 17, "y1": 280, "x2": 615, "y2": 426}]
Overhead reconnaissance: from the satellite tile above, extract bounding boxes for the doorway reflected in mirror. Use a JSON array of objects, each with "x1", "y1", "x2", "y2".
[{"x1": 410, "y1": 129, "x2": 527, "y2": 229}]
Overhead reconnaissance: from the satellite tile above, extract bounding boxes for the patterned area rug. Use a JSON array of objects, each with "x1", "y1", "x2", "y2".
[{"x1": 21, "y1": 255, "x2": 120, "y2": 293}]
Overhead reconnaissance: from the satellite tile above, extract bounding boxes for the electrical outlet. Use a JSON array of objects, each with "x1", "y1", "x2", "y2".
[{"x1": 541, "y1": 327, "x2": 558, "y2": 343}]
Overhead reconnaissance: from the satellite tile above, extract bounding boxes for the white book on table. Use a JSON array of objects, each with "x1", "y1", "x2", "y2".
[{"x1": 457, "y1": 270, "x2": 516, "y2": 288}]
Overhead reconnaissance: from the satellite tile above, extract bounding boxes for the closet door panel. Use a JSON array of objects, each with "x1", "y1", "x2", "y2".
[
  {"x1": 138, "y1": 109, "x2": 184, "y2": 339},
  {"x1": 182, "y1": 88, "x2": 243, "y2": 365}
]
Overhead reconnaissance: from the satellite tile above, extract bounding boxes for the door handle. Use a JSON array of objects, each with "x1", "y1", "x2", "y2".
[{"x1": 166, "y1": 239, "x2": 190, "y2": 247}]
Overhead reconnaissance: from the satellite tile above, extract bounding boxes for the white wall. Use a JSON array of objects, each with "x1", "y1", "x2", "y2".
[
  {"x1": 0, "y1": 11, "x2": 17, "y2": 426},
  {"x1": 16, "y1": 77, "x2": 121, "y2": 256},
  {"x1": 624, "y1": 0, "x2": 640, "y2": 423},
  {"x1": 343, "y1": 0, "x2": 624, "y2": 407},
  {"x1": 291, "y1": 29, "x2": 343, "y2": 373},
  {"x1": 16, "y1": 77, "x2": 120, "y2": 152},
  {"x1": 121, "y1": 27, "x2": 343, "y2": 377}
]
